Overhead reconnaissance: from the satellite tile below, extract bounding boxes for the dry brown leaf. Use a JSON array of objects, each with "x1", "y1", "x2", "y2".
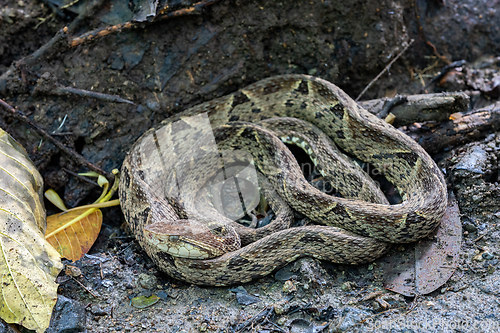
[
  {"x1": 380, "y1": 192, "x2": 461, "y2": 296},
  {"x1": 46, "y1": 209, "x2": 103, "y2": 261},
  {"x1": 0, "y1": 128, "x2": 63, "y2": 333}
]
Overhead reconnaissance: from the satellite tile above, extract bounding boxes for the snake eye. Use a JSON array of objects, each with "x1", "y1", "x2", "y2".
[{"x1": 169, "y1": 235, "x2": 180, "y2": 242}]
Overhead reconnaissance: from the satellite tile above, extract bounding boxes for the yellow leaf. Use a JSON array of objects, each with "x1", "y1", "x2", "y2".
[
  {"x1": 0, "y1": 128, "x2": 63, "y2": 333},
  {"x1": 46, "y1": 209, "x2": 103, "y2": 261},
  {"x1": 44, "y1": 189, "x2": 69, "y2": 211}
]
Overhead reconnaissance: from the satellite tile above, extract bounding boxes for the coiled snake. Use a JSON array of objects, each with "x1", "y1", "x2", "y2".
[{"x1": 118, "y1": 75, "x2": 447, "y2": 286}]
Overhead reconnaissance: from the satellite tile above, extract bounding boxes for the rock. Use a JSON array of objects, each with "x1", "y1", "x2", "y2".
[
  {"x1": 283, "y1": 280, "x2": 297, "y2": 294},
  {"x1": 463, "y1": 222, "x2": 477, "y2": 233},
  {"x1": 47, "y1": 295, "x2": 87, "y2": 333},
  {"x1": 157, "y1": 290, "x2": 169, "y2": 301},
  {"x1": 137, "y1": 273, "x2": 158, "y2": 289},
  {"x1": 235, "y1": 292, "x2": 260, "y2": 306},
  {"x1": 335, "y1": 307, "x2": 372, "y2": 331},
  {"x1": 230, "y1": 285, "x2": 260, "y2": 305}
]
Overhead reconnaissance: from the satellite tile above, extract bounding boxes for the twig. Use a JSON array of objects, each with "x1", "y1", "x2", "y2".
[
  {"x1": 69, "y1": 22, "x2": 135, "y2": 48},
  {"x1": 35, "y1": 0, "x2": 81, "y2": 29},
  {"x1": 33, "y1": 75, "x2": 135, "y2": 104},
  {"x1": 116, "y1": 243, "x2": 134, "y2": 256},
  {"x1": 378, "y1": 95, "x2": 408, "y2": 119},
  {"x1": 156, "y1": 0, "x2": 220, "y2": 21},
  {"x1": 71, "y1": 276, "x2": 100, "y2": 298},
  {"x1": 473, "y1": 234, "x2": 485, "y2": 243},
  {"x1": 52, "y1": 132, "x2": 75, "y2": 136},
  {"x1": 84, "y1": 253, "x2": 112, "y2": 262},
  {"x1": 419, "y1": 60, "x2": 467, "y2": 93},
  {"x1": 234, "y1": 306, "x2": 274, "y2": 332},
  {"x1": 263, "y1": 318, "x2": 285, "y2": 332},
  {"x1": 342, "y1": 306, "x2": 403, "y2": 332},
  {"x1": 355, "y1": 39, "x2": 414, "y2": 101},
  {"x1": 405, "y1": 295, "x2": 421, "y2": 315},
  {"x1": 426, "y1": 40, "x2": 451, "y2": 64},
  {"x1": 53, "y1": 86, "x2": 135, "y2": 104},
  {"x1": 0, "y1": 99, "x2": 112, "y2": 179},
  {"x1": 69, "y1": 0, "x2": 221, "y2": 47},
  {"x1": 62, "y1": 168, "x2": 100, "y2": 187}
]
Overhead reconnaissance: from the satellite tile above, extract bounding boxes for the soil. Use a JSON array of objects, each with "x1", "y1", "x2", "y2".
[{"x1": 0, "y1": 0, "x2": 499, "y2": 332}]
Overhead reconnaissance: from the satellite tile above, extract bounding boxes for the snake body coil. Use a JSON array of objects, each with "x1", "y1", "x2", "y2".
[{"x1": 119, "y1": 75, "x2": 447, "y2": 286}]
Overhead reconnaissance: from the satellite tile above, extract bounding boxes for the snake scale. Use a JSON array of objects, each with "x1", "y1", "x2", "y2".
[{"x1": 118, "y1": 74, "x2": 448, "y2": 286}]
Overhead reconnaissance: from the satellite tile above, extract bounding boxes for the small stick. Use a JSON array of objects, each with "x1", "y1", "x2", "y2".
[
  {"x1": 71, "y1": 276, "x2": 100, "y2": 298},
  {"x1": 35, "y1": 0, "x2": 81, "y2": 29},
  {"x1": 52, "y1": 132, "x2": 74, "y2": 136},
  {"x1": 419, "y1": 60, "x2": 467, "y2": 93},
  {"x1": 156, "y1": 0, "x2": 220, "y2": 21},
  {"x1": 62, "y1": 168, "x2": 100, "y2": 187},
  {"x1": 116, "y1": 243, "x2": 134, "y2": 256},
  {"x1": 355, "y1": 39, "x2": 414, "y2": 102},
  {"x1": 54, "y1": 86, "x2": 135, "y2": 104},
  {"x1": 0, "y1": 99, "x2": 112, "y2": 179},
  {"x1": 473, "y1": 234, "x2": 485, "y2": 243},
  {"x1": 70, "y1": 0, "x2": 221, "y2": 47},
  {"x1": 426, "y1": 40, "x2": 451, "y2": 64},
  {"x1": 378, "y1": 95, "x2": 408, "y2": 118}
]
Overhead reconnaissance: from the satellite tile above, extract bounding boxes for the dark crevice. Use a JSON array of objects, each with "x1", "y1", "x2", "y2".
[{"x1": 74, "y1": 136, "x2": 86, "y2": 154}]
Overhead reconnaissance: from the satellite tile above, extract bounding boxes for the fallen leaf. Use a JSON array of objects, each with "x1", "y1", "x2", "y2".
[
  {"x1": 0, "y1": 128, "x2": 63, "y2": 333},
  {"x1": 131, "y1": 295, "x2": 160, "y2": 309},
  {"x1": 45, "y1": 209, "x2": 102, "y2": 261},
  {"x1": 380, "y1": 192, "x2": 461, "y2": 296}
]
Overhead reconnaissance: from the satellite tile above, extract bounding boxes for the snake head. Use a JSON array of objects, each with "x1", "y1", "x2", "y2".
[{"x1": 143, "y1": 219, "x2": 240, "y2": 259}]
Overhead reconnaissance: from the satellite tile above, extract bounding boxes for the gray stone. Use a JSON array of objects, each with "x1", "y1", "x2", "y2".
[{"x1": 47, "y1": 295, "x2": 86, "y2": 333}]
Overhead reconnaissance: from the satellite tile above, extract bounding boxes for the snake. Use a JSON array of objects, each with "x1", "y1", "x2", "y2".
[{"x1": 118, "y1": 74, "x2": 448, "y2": 286}]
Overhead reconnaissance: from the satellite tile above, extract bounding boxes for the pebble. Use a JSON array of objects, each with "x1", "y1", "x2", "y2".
[
  {"x1": 137, "y1": 273, "x2": 158, "y2": 289},
  {"x1": 235, "y1": 292, "x2": 260, "y2": 305},
  {"x1": 101, "y1": 279, "x2": 114, "y2": 288},
  {"x1": 274, "y1": 264, "x2": 297, "y2": 281},
  {"x1": 488, "y1": 259, "x2": 499, "y2": 266},
  {"x1": 482, "y1": 252, "x2": 494, "y2": 260},
  {"x1": 283, "y1": 280, "x2": 297, "y2": 293},
  {"x1": 274, "y1": 300, "x2": 291, "y2": 315},
  {"x1": 463, "y1": 222, "x2": 477, "y2": 233},
  {"x1": 341, "y1": 281, "x2": 357, "y2": 291},
  {"x1": 157, "y1": 290, "x2": 169, "y2": 301}
]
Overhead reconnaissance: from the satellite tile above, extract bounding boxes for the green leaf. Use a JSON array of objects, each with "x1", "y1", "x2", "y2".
[{"x1": 131, "y1": 295, "x2": 160, "y2": 309}]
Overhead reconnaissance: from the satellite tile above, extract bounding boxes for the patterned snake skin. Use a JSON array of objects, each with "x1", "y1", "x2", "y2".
[{"x1": 119, "y1": 75, "x2": 447, "y2": 286}]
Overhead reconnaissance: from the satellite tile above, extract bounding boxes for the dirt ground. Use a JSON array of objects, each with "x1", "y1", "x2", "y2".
[{"x1": 1, "y1": 0, "x2": 500, "y2": 332}]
